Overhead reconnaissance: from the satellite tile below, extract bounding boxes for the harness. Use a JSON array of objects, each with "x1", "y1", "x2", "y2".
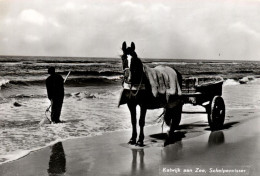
[{"x1": 123, "y1": 68, "x2": 145, "y2": 97}]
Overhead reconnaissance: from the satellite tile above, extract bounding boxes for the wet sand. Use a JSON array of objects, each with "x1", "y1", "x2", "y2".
[{"x1": 0, "y1": 108, "x2": 259, "y2": 176}]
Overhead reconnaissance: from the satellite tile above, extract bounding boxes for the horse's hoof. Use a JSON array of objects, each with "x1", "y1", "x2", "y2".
[
  {"x1": 167, "y1": 130, "x2": 175, "y2": 138},
  {"x1": 136, "y1": 141, "x2": 144, "y2": 147},
  {"x1": 128, "y1": 139, "x2": 136, "y2": 145}
]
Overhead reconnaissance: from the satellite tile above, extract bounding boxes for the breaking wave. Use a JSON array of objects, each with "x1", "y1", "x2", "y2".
[
  {"x1": 1, "y1": 76, "x2": 122, "y2": 89},
  {"x1": 223, "y1": 76, "x2": 259, "y2": 86},
  {"x1": 0, "y1": 78, "x2": 10, "y2": 89},
  {"x1": 223, "y1": 79, "x2": 240, "y2": 86},
  {"x1": 6, "y1": 90, "x2": 119, "y2": 100}
]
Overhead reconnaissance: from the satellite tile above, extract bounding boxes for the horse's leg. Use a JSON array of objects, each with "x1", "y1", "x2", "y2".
[
  {"x1": 137, "y1": 107, "x2": 147, "y2": 146},
  {"x1": 169, "y1": 103, "x2": 183, "y2": 137},
  {"x1": 127, "y1": 103, "x2": 137, "y2": 145}
]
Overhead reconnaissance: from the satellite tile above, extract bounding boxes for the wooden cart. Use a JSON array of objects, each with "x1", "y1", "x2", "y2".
[{"x1": 182, "y1": 77, "x2": 225, "y2": 130}]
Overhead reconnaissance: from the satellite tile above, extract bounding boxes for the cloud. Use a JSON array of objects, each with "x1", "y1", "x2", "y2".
[
  {"x1": 19, "y1": 9, "x2": 46, "y2": 25},
  {"x1": 0, "y1": 0, "x2": 260, "y2": 60}
]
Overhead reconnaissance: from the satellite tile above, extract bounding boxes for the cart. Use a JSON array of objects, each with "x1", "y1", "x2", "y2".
[{"x1": 182, "y1": 76, "x2": 225, "y2": 130}]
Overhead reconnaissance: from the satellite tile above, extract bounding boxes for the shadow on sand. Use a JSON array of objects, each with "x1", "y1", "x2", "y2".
[
  {"x1": 160, "y1": 130, "x2": 226, "y2": 162},
  {"x1": 48, "y1": 142, "x2": 66, "y2": 176},
  {"x1": 150, "y1": 120, "x2": 236, "y2": 147},
  {"x1": 150, "y1": 131, "x2": 186, "y2": 147},
  {"x1": 205, "y1": 121, "x2": 239, "y2": 131}
]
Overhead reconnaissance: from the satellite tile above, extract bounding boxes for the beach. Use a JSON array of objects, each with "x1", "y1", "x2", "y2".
[
  {"x1": 1, "y1": 0, "x2": 260, "y2": 175},
  {"x1": 1, "y1": 56, "x2": 260, "y2": 175},
  {"x1": 0, "y1": 107, "x2": 259, "y2": 176}
]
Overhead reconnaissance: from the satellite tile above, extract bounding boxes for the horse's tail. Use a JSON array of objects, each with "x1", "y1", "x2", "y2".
[
  {"x1": 163, "y1": 108, "x2": 172, "y2": 126},
  {"x1": 173, "y1": 68, "x2": 182, "y2": 89}
]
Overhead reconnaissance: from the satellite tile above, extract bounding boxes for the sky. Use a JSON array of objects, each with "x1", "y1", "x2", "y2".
[{"x1": 0, "y1": 0, "x2": 260, "y2": 60}]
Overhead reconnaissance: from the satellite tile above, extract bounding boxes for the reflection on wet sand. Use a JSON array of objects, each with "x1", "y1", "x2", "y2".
[
  {"x1": 161, "y1": 130, "x2": 226, "y2": 163},
  {"x1": 150, "y1": 131, "x2": 185, "y2": 163},
  {"x1": 161, "y1": 141, "x2": 183, "y2": 163},
  {"x1": 131, "y1": 149, "x2": 145, "y2": 175},
  {"x1": 208, "y1": 131, "x2": 225, "y2": 147},
  {"x1": 164, "y1": 132, "x2": 186, "y2": 147},
  {"x1": 48, "y1": 142, "x2": 66, "y2": 176},
  {"x1": 149, "y1": 131, "x2": 186, "y2": 147}
]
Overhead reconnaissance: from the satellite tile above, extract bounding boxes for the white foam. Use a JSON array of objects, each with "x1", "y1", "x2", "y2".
[
  {"x1": 0, "y1": 120, "x2": 132, "y2": 165},
  {"x1": 223, "y1": 79, "x2": 239, "y2": 86},
  {"x1": 0, "y1": 150, "x2": 31, "y2": 164},
  {"x1": 0, "y1": 78, "x2": 10, "y2": 89},
  {"x1": 0, "y1": 137, "x2": 70, "y2": 165},
  {"x1": 152, "y1": 62, "x2": 196, "y2": 65},
  {"x1": 101, "y1": 75, "x2": 122, "y2": 80},
  {"x1": 69, "y1": 90, "x2": 120, "y2": 99},
  {"x1": 206, "y1": 62, "x2": 239, "y2": 65}
]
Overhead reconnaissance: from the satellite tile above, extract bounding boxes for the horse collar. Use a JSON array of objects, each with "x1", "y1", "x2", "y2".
[{"x1": 123, "y1": 71, "x2": 145, "y2": 95}]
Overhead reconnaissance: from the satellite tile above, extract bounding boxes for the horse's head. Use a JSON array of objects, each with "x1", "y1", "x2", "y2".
[{"x1": 121, "y1": 41, "x2": 143, "y2": 85}]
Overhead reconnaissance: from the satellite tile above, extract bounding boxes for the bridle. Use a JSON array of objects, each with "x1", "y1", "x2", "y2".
[
  {"x1": 123, "y1": 66, "x2": 145, "y2": 97},
  {"x1": 121, "y1": 41, "x2": 145, "y2": 97}
]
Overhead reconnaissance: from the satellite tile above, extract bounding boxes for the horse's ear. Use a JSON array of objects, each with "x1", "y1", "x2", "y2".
[
  {"x1": 122, "y1": 41, "x2": 127, "y2": 52},
  {"x1": 131, "y1": 42, "x2": 135, "y2": 51}
]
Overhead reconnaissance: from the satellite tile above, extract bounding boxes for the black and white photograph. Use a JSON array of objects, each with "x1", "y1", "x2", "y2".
[{"x1": 0, "y1": 0, "x2": 259, "y2": 175}]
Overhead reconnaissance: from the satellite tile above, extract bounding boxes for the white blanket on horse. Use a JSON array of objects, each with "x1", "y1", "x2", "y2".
[{"x1": 143, "y1": 65, "x2": 182, "y2": 99}]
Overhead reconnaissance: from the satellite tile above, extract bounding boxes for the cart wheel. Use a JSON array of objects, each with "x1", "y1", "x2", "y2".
[{"x1": 208, "y1": 96, "x2": 225, "y2": 130}]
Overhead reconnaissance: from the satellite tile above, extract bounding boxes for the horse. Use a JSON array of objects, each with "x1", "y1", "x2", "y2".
[{"x1": 119, "y1": 41, "x2": 183, "y2": 146}]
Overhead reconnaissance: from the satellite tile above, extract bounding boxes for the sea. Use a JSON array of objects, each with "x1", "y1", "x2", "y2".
[{"x1": 1, "y1": 55, "x2": 260, "y2": 164}]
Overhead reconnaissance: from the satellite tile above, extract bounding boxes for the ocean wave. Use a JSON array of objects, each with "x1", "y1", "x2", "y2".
[
  {"x1": 2, "y1": 76, "x2": 122, "y2": 88},
  {"x1": 223, "y1": 79, "x2": 240, "y2": 86},
  {"x1": 0, "y1": 121, "x2": 130, "y2": 165},
  {"x1": 223, "y1": 76, "x2": 259, "y2": 86},
  {"x1": 194, "y1": 71, "x2": 222, "y2": 75},
  {"x1": 199, "y1": 61, "x2": 239, "y2": 65},
  {"x1": 67, "y1": 90, "x2": 119, "y2": 99},
  {"x1": 0, "y1": 70, "x2": 122, "y2": 77},
  {"x1": 67, "y1": 70, "x2": 122, "y2": 76},
  {"x1": 0, "y1": 79, "x2": 10, "y2": 89},
  {"x1": 151, "y1": 62, "x2": 197, "y2": 65},
  {"x1": 233, "y1": 70, "x2": 254, "y2": 74},
  {"x1": 65, "y1": 77, "x2": 122, "y2": 86},
  {"x1": 100, "y1": 75, "x2": 122, "y2": 80},
  {"x1": 238, "y1": 76, "x2": 257, "y2": 84},
  {"x1": 9, "y1": 94, "x2": 46, "y2": 99},
  {"x1": 9, "y1": 80, "x2": 36, "y2": 86},
  {"x1": 0, "y1": 111, "x2": 132, "y2": 165},
  {"x1": 6, "y1": 89, "x2": 120, "y2": 100}
]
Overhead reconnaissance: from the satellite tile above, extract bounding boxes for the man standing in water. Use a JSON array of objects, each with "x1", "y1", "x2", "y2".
[{"x1": 46, "y1": 67, "x2": 64, "y2": 123}]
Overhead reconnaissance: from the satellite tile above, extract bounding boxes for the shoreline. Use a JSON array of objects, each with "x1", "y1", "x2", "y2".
[
  {"x1": 0, "y1": 107, "x2": 256, "y2": 166},
  {"x1": 1, "y1": 108, "x2": 259, "y2": 176},
  {"x1": 0, "y1": 121, "x2": 164, "y2": 166},
  {"x1": 0, "y1": 103, "x2": 204, "y2": 165}
]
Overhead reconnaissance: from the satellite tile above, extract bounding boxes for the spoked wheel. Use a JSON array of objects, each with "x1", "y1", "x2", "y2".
[{"x1": 208, "y1": 96, "x2": 225, "y2": 130}]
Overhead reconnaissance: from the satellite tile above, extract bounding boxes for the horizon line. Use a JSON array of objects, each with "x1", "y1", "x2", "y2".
[{"x1": 0, "y1": 54, "x2": 259, "y2": 62}]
